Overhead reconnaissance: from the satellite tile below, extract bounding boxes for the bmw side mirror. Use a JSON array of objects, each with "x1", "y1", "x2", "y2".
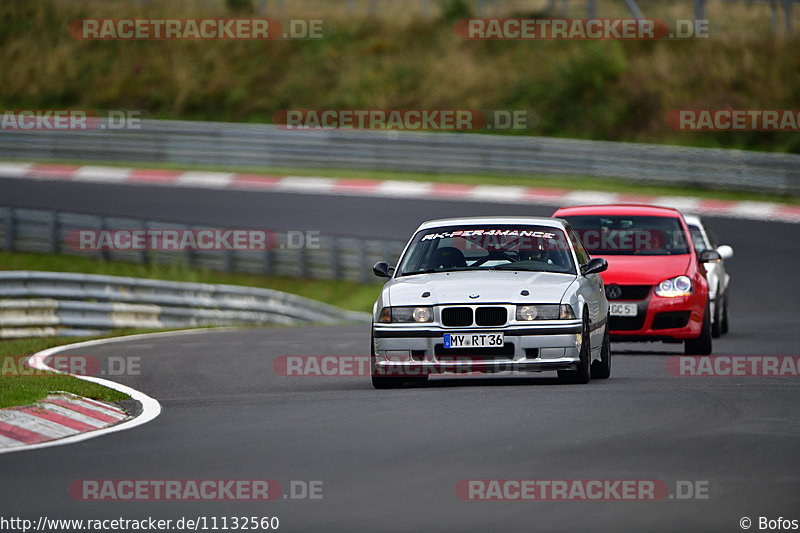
[
  {"x1": 373, "y1": 261, "x2": 394, "y2": 278},
  {"x1": 716, "y1": 245, "x2": 734, "y2": 260},
  {"x1": 700, "y1": 250, "x2": 721, "y2": 263},
  {"x1": 581, "y1": 257, "x2": 608, "y2": 276}
]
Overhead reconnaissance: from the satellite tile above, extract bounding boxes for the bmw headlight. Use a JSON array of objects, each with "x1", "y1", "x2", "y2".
[
  {"x1": 378, "y1": 306, "x2": 433, "y2": 323},
  {"x1": 516, "y1": 304, "x2": 576, "y2": 321},
  {"x1": 655, "y1": 275, "x2": 693, "y2": 297}
]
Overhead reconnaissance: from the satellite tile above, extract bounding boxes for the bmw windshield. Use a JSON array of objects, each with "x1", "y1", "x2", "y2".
[{"x1": 396, "y1": 225, "x2": 576, "y2": 276}]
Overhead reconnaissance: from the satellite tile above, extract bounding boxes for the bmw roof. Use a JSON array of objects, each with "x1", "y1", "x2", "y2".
[{"x1": 417, "y1": 216, "x2": 568, "y2": 231}]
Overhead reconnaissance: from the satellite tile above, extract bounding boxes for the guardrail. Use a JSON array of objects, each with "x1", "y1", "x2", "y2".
[
  {"x1": 1, "y1": 120, "x2": 798, "y2": 195},
  {"x1": 0, "y1": 206, "x2": 407, "y2": 283},
  {"x1": 0, "y1": 271, "x2": 370, "y2": 338}
]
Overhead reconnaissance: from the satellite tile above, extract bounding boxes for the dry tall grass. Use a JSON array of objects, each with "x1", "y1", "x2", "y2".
[{"x1": 1, "y1": 0, "x2": 798, "y2": 152}]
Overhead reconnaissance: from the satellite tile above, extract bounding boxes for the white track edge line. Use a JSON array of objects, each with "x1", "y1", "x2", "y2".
[{"x1": 0, "y1": 327, "x2": 230, "y2": 454}]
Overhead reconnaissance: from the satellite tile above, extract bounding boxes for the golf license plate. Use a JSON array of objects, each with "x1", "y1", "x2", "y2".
[
  {"x1": 443, "y1": 333, "x2": 504, "y2": 348},
  {"x1": 609, "y1": 303, "x2": 638, "y2": 317}
]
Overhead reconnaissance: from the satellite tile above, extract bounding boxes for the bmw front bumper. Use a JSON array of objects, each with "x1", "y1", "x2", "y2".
[{"x1": 372, "y1": 322, "x2": 583, "y2": 375}]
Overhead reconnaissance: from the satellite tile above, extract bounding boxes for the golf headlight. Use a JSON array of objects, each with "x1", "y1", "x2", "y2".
[
  {"x1": 516, "y1": 304, "x2": 576, "y2": 321},
  {"x1": 378, "y1": 306, "x2": 433, "y2": 323},
  {"x1": 655, "y1": 275, "x2": 693, "y2": 297}
]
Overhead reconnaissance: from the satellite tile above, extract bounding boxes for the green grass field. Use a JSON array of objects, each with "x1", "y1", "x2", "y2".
[{"x1": 0, "y1": 334, "x2": 135, "y2": 409}]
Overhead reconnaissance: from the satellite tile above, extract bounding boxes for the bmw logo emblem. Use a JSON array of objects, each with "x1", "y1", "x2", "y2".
[{"x1": 469, "y1": 293, "x2": 480, "y2": 299}]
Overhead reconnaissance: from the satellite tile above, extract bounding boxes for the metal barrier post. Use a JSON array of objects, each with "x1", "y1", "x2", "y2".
[
  {"x1": 694, "y1": 0, "x2": 706, "y2": 22},
  {"x1": 587, "y1": 0, "x2": 596, "y2": 18},
  {"x1": 4, "y1": 208, "x2": 15, "y2": 252},
  {"x1": 331, "y1": 237, "x2": 342, "y2": 280},
  {"x1": 48, "y1": 211, "x2": 59, "y2": 254}
]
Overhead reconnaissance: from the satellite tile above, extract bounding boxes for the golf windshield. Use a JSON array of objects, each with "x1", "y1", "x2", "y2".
[
  {"x1": 562, "y1": 215, "x2": 691, "y2": 255},
  {"x1": 397, "y1": 225, "x2": 576, "y2": 276}
]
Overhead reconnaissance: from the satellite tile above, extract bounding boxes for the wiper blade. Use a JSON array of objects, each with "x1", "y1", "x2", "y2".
[
  {"x1": 401, "y1": 267, "x2": 475, "y2": 276},
  {"x1": 491, "y1": 264, "x2": 539, "y2": 271},
  {"x1": 400, "y1": 268, "x2": 437, "y2": 276},
  {"x1": 492, "y1": 264, "x2": 573, "y2": 274}
]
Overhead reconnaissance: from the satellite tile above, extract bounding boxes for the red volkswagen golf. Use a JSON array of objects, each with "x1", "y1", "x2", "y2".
[{"x1": 553, "y1": 205, "x2": 714, "y2": 355}]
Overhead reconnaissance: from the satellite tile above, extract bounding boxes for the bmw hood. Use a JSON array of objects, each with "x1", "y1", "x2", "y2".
[{"x1": 385, "y1": 271, "x2": 577, "y2": 306}]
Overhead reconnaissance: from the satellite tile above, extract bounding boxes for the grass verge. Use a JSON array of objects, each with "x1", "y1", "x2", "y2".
[{"x1": 0, "y1": 331, "x2": 152, "y2": 409}]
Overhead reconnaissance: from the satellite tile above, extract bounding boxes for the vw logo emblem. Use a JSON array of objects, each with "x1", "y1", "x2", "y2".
[
  {"x1": 469, "y1": 293, "x2": 480, "y2": 299},
  {"x1": 606, "y1": 284, "x2": 622, "y2": 300}
]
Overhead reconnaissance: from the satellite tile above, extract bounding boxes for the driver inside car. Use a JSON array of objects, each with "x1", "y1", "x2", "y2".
[
  {"x1": 519, "y1": 245, "x2": 551, "y2": 264},
  {"x1": 431, "y1": 246, "x2": 467, "y2": 269}
]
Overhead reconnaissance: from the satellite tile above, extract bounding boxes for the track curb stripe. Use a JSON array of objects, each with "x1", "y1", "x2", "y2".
[
  {"x1": 1, "y1": 162, "x2": 798, "y2": 223},
  {"x1": 0, "y1": 421, "x2": 46, "y2": 445},
  {"x1": 14, "y1": 405, "x2": 95, "y2": 432},
  {"x1": 48, "y1": 398, "x2": 124, "y2": 423},
  {"x1": 0, "y1": 408, "x2": 79, "y2": 439},
  {"x1": 37, "y1": 402, "x2": 109, "y2": 428},
  {"x1": 75, "y1": 397, "x2": 127, "y2": 417}
]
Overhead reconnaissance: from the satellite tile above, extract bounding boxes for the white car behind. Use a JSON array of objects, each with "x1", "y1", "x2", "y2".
[{"x1": 684, "y1": 214, "x2": 734, "y2": 338}]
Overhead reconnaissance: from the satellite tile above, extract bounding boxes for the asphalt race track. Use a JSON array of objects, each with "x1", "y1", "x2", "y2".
[{"x1": 1, "y1": 176, "x2": 799, "y2": 532}]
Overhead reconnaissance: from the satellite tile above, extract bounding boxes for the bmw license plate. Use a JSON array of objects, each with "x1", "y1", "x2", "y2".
[
  {"x1": 443, "y1": 333, "x2": 504, "y2": 348},
  {"x1": 609, "y1": 303, "x2": 638, "y2": 317}
]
